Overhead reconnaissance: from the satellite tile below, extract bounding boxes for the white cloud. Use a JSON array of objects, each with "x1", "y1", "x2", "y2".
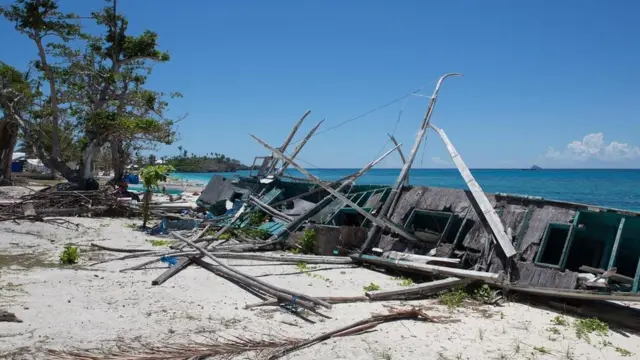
[
  {"x1": 545, "y1": 133, "x2": 640, "y2": 162},
  {"x1": 431, "y1": 156, "x2": 451, "y2": 165}
]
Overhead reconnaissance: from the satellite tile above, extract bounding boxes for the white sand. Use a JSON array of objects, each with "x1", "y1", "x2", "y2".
[{"x1": 1, "y1": 216, "x2": 639, "y2": 359}]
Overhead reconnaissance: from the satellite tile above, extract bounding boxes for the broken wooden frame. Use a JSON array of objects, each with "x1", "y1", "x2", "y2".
[{"x1": 251, "y1": 135, "x2": 423, "y2": 244}]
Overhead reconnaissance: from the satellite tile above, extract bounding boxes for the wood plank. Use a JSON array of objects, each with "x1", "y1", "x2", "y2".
[
  {"x1": 429, "y1": 124, "x2": 516, "y2": 258},
  {"x1": 607, "y1": 217, "x2": 626, "y2": 270},
  {"x1": 366, "y1": 277, "x2": 470, "y2": 300},
  {"x1": 354, "y1": 254, "x2": 505, "y2": 285}
]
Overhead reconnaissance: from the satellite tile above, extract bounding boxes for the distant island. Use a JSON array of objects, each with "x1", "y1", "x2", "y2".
[
  {"x1": 530, "y1": 165, "x2": 543, "y2": 170},
  {"x1": 162, "y1": 148, "x2": 251, "y2": 173}
]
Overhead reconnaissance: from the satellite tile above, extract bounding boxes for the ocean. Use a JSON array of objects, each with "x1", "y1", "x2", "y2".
[{"x1": 172, "y1": 169, "x2": 640, "y2": 212}]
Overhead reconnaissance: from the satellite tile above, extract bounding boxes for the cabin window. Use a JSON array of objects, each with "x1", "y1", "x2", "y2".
[{"x1": 535, "y1": 223, "x2": 571, "y2": 267}]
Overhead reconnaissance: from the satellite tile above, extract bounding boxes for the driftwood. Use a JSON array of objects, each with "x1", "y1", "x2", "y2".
[
  {"x1": 174, "y1": 233, "x2": 332, "y2": 309},
  {"x1": 361, "y1": 73, "x2": 463, "y2": 254},
  {"x1": 355, "y1": 254, "x2": 505, "y2": 285}
]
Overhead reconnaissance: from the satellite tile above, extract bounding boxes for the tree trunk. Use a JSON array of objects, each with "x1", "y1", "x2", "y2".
[
  {"x1": 110, "y1": 137, "x2": 125, "y2": 182},
  {"x1": 142, "y1": 190, "x2": 152, "y2": 228},
  {"x1": 35, "y1": 36, "x2": 61, "y2": 180},
  {"x1": 0, "y1": 120, "x2": 19, "y2": 185}
]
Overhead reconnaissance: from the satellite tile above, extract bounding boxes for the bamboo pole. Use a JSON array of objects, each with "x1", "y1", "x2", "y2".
[
  {"x1": 151, "y1": 205, "x2": 247, "y2": 286},
  {"x1": 264, "y1": 110, "x2": 311, "y2": 176},
  {"x1": 174, "y1": 233, "x2": 332, "y2": 309},
  {"x1": 429, "y1": 123, "x2": 516, "y2": 258},
  {"x1": 276, "y1": 119, "x2": 324, "y2": 176},
  {"x1": 360, "y1": 73, "x2": 463, "y2": 254},
  {"x1": 251, "y1": 135, "x2": 423, "y2": 244},
  {"x1": 192, "y1": 258, "x2": 316, "y2": 310},
  {"x1": 386, "y1": 133, "x2": 408, "y2": 186}
]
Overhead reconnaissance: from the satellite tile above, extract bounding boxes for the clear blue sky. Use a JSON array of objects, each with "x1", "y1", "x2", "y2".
[{"x1": 2, "y1": 0, "x2": 639, "y2": 169}]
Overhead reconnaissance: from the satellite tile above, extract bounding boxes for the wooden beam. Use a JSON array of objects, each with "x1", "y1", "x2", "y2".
[
  {"x1": 354, "y1": 254, "x2": 505, "y2": 285},
  {"x1": 366, "y1": 277, "x2": 471, "y2": 300},
  {"x1": 251, "y1": 135, "x2": 423, "y2": 244},
  {"x1": 361, "y1": 73, "x2": 463, "y2": 254},
  {"x1": 175, "y1": 233, "x2": 332, "y2": 309},
  {"x1": 265, "y1": 110, "x2": 311, "y2": 176},
  {"x1": 429, "y1": 124, "x2": 517, "y2": 258},
  {"x1": 276, "y1": 119, "x2": 323, "y2": 176},
  {"x1": 560, "y1": 211, "x2": 581, "y2": 270},
  {"x1": 384, "y1": 251, "x2": 460, "y2": 265},
  {"x1": 248, "y1": 195, "x2": 294, "y2": 223},
  {"x1": 633, "y1": 259, "x2": 640, "y2": 293},
  {"x1": 607, "y1": 217, "x2": 626, "y2": 270},
  {"x1": 578, "y1": 265, "x2": 633, "y2": 285}
]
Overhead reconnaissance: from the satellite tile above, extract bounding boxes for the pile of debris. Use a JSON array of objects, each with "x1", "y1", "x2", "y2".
[{"x1": 0, "y1": 186, "x2": 131, "y2": 222}]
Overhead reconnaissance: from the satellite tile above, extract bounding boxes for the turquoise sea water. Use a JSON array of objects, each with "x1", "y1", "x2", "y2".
[{"x1": 171, "y1": 169, "x2": 640, "y2": 212}]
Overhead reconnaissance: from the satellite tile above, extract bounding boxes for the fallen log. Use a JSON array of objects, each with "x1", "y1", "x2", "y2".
[
  {"x1": 354, "y1": 254, "x2": 505, "y2": 285},
  {"x1": 174, "y1": 233, "x2": 332, "y2": 309}
]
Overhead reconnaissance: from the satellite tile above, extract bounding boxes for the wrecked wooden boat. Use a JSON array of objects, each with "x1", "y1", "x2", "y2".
[{"x1": 194, "y1": 72, "x2": 640, "y2": 302}]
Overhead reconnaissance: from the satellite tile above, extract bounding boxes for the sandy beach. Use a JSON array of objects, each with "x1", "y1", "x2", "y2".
[{"x1": 1, "y1": 205, "x2": 639, "y2": 360}]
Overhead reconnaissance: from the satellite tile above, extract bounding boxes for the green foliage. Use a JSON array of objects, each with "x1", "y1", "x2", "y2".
[
  {"x1": 139, "y1": 164, "x2": 174, "y2": 227},
  {"x1": 297, "y1": 228, "x2": 316, "y2": 255},
  {"x1": 59, "y1": 244, "x2": 79, "y2": 265},
  {"x1": 397, "y1": 277, "x2": 414, "y2": 287},
  {"x1": 439, "y1": 286, "x2": 469, "y2": 310},
  {"x1": 472, "y1": 284, "x2": 494, "y2": 303},
  {"x1": 363, "y1": 282, "x2": 381, "y2": 292},
  {"x1": 296, "y1": 262, "x2": 308, "y2": 271},
  {"x1": 615, "y1": 346, "x2": 633, "y2": 357},
  {"x1": 550, "y1": 315, "x2": 569, "y2": 327},
  {"x1": 140, "y1": 164, "x2": 174, "y2": 190},
  {"x1": 146, "y1": 239, "x2": 175, "y2": 247},
  {"x1": 248, "y1": 211, "x2": 268, "y2": 226},
  {"x1": 574, "y1": 318, "x2": 609, "y2": 344},
  {"x1": 547, "y1": 327, "x2": 561, "y2": 335},
  {"x1": 533, "y1": 346, "x2": 551, "y2": 354}
]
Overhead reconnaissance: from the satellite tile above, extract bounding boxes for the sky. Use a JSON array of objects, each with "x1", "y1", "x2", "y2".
[{"x1": 2, "y1": 0, "x2": 639, "y2": 169}]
